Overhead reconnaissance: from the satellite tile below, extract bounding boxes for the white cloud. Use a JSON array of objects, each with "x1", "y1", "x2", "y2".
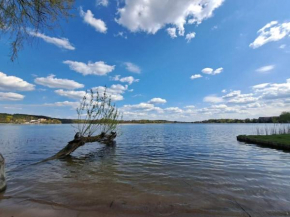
[
  {"x1": 185, "y1": 32, "x2": 196, "y2": 42},
  {"x1": 80, "y1": 8, "x2": 107, "y2": 33},
  {"x1": 211, "y1": 104, "x2": 227, "y2": 109},
  {"x1": 123, "y1": 103, "x2": 163, "y2": 113},
  {"x1": 111, "y1": 75, "x2": 139, "y2": 84},
  {"x1": 0, "y1": 92, "x2": 24, "y2": 101},
  {"x1": 124, "y1": 103, "x2": 154, "y2": 110},
  {"x1": 213, "y1": 67, "x2": 223, "y2": 74},
  {"x1": 114, "y1": 31, "x2": 128, "y2": 39},
  {"x1": 44, "y1": 101, "x2": 80, "y2": 108},
  {"x1": 64, "y1": 60, "x2": 115, "y2": 76},
  {"x1": 116, "y1": 0, "x2": 224, "y2": 36},
  {"x1": 28, "y1": 30, "x2": 75, "y2": 50},
  {"x1": 222, "y1": 89, "x2": 227, "y2": 93},
  {"x1": 184, "y1": 105, "x2": 195, "y2": 109},
  {"x1": 55, "y1": 87, "x2": 126, "y2": 102},
  {"x1": 164, "y1": 107, "x2": 183, "y2": 113},
  {"x1": 252, "y1": 83, "x2": 270, "y2": 89},
  {"x1": 34, "y1": 75, "x2": 84, "y2": 89},
  {"x1": 203, "y1": 95, "x2": 224, "y2": 103},
  {"x1": 124, "y1": 62, "x2": 141, "y2": 73},
  {"x1": 101, "y1": 84, "x2": 128, "y2": 94},
  {"x1": 212, "y1": 25, "x2": 218, "y2": 30},
  {"x1": 202, "y1": 67, "x2": 223, "y2": 75},
  {"x1": 122, "y1": 111, "x2": 148, "y2": 117},
  {"x1": 120, "y1": 78, "x2": 290, "y2": 121},
  {"x1": 96, "y1": 0, "x2": 109, "y2": 7},
  {"x1": 222, "y1": 90, "x2": 258, "y2": 104},
  {"x1": 279, "y1": 44, "x2": 286, "y2": 49},
  {"x1": 0, "y1": 72, "x2": 35, "y2": 91},
  {"x1": 92, "y1": 84, "x2": 129, "y2": 101},
  {"x1": 148, "y1": 98, "x2": 167, "y2": 104},
  {"x1": 120, "y1": 76, "x2": 139, "y2": 84},
  {"x1": 250, "y1": 21, "x2": 290, "y2": 49},
  {"x1": 107, "y1": 94, "x2": 124, "y2": 101},
  {"x1": 196, "y1": 104, "x2": 245, "y2": 115},
  {"x1": 3, "y1": 106, "x2": 22, "y2": 110},
  {"x1": 222, "y1": 90, "x2": 241, "y2": 99},
  {"x1": 202, "y1": 68, "x2": 213, "y2": 74},
  {"x1": 190, "y1": 74, "x2": 202, "y2": 80},
  {"x1": 254, "y1": 78, "x2": 290, "y2": 100},
  {"x1": 227, "y1": 94, "x2": 258, "y2": 104},
  {"x1": 55, "y1": 89, "x2": 86, "y2": 100},
  {"x1": 167, "y1": 28, "x2": 177, "y2": 38},
  {"x1": 111, "y1": 75, "x2": 121, "y2": 81},
  {"x1": 245, "y1": 103, "x2": 263, "y2": 109},
  {"x1": 255, "y1": 65, "x2": 275, "y2": 73},
  {"x1": 198, "y1": 79, "x2": 290, "y2": 116},
  {"x1": 132, "y1": 94, "x2": 142, "y2": 97}
]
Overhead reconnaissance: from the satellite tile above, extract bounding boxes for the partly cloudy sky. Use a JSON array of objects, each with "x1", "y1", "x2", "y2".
[{"x1": 0, "y1": 0, "x2": 290, "y2": 121}]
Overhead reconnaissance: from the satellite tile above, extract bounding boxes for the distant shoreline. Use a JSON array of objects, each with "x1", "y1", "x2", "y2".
[
  {"x1": 1, "y1": 122, "x2": 290, "y2": 126},
  {"x1": 1, "y1": 112, "x2": 289, "y2": 124}
]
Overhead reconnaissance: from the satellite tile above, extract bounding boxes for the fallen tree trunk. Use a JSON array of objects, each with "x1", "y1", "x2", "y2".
[{"x1": 44, "y1": 132, "x2": 117, "y2": 161}]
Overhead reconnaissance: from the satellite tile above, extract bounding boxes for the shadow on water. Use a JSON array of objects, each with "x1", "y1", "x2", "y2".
[
  {"x1": 237, "y1": 141, "x2": 290, "y2": 153},
  {"x1": 0, "y1": 142, "x2": 118, "y2": 206},
  {"x1": 60, "y1": 142, "x2": 117, "y2": 166},
  {"x1": 7, "y1": 141, "x2": 117, "y2": 176}
]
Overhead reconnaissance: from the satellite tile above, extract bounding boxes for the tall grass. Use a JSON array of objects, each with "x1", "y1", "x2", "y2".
[{"x1": 256, "y1": 124, "x2": 290, "y2": 135}]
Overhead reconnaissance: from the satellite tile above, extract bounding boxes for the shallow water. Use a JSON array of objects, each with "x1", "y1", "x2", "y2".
[{"x1": 0, "y1": 124, "x2": 290, "y2": 216}]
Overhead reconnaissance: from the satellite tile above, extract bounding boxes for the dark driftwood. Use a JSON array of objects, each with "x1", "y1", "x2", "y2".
[
  {"x1": 44, "y1": 132, "x2": 117, "y2": 161},
  {"x1": 237, "y1": 135, "x2": 290, "y2": 151}
]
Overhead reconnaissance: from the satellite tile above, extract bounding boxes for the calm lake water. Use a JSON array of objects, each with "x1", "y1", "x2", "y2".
[{"x1": 0, "y1": 124, "x2": 290, "y2": 217}]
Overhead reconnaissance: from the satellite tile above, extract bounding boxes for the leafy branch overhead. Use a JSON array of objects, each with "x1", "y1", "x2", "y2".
[{"x1": 0, "y1": 0, "x2": 74, "y2": 61}]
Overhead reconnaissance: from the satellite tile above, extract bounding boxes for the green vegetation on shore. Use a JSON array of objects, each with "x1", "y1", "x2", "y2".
[
  {"x1": 0, "y1": 113, "x2": 61, "y2": 124},
  {"x1": 195, "y1": 112, "x2": 290, "y2": 124},
  {"x1": 237, "y1": 122, "x2": 290, "y2": 151},
  {"x1": 1, "y1": 111, "x2": 290, "y2": 124},
  {"x1": 237, "y1": 135, "x2": 290, "y2": 151},
  {"x1": 0, "y1": 113, "x2": 187, "y2": 124}
]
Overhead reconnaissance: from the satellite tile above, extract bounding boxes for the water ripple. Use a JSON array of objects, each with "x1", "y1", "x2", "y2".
[{"x1": 0, "y1": 123, "x2": 290, "y2": 215}]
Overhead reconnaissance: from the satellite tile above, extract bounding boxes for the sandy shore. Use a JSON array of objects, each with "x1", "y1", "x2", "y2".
[
  {"x1": 2, "y1": 197, "x2": 288, "y2": 217},
  {"x1": 0, "y1": 196, "x2": 255, "y2": 217}
]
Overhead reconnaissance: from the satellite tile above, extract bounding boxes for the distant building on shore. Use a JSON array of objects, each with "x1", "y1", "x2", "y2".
[
  {"x1": 258, "y1": 117, "x2": 279, "y2": 123},
  {"x1": 26, "y1": 118, "x2": 47, "y2": 124}
]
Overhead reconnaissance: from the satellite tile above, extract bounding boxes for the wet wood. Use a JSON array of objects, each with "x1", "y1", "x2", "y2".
[{"x1": 45, "y1": 132, "x2": 117, "y2": 161}]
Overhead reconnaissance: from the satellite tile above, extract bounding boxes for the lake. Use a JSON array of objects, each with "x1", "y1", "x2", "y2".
[{"x1": 0, "y1": 124, "x2": 290, "y2": 217}]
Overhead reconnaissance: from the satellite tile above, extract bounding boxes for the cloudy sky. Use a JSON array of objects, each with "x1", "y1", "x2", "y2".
[{"x1": 0, "y1": 0, "x2": 290, "y2": 121}]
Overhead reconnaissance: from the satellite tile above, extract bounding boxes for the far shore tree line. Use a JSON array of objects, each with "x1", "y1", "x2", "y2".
[
  {"x1": 194, "y1": 112, "x2": 290, "y2": 124},
  {"x1": 1, "y1": 112, "x2": 290, "y2": 124},
  {"x1": 0, "y1": 113, "x2": 61, "y2": 124}
]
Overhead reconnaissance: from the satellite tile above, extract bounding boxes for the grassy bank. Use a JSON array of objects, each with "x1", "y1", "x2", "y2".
[{"x1": 237, "y1": 134, "x2": 290, "y2": 151}]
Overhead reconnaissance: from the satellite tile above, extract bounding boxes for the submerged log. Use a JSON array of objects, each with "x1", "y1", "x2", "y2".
[
  {"x1": 0, "y1": 153, "x2": 6, "y2": 192},
  {"x1": 45, "y1": 132, "x2": 117, "y2": 161}
]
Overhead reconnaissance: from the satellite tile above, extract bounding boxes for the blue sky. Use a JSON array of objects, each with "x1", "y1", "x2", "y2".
[{"x1": 0, "y1": 0, "x2": 290, "y2": 121}]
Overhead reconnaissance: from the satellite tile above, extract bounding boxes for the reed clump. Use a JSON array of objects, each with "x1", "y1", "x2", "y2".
[{"x1": 255, "y1": 124, "x2": 290, "y2": 136}]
